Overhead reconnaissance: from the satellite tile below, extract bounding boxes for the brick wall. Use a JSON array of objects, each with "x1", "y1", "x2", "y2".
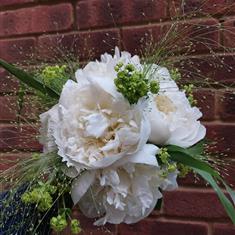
[{"x1": 0, "y1": 1, "x2": 235, "y2": 235}]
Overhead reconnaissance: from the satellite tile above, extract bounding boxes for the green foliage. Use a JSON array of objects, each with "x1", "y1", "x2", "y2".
[
  {"x1": 39, "y1": 64, "x2": 69, "y2": 94},
  {"x1": 114, "y1": 62, "x2": 159, "y2": 104},
  {"x1": 33, "y1": 64, "x2": 70, "y2": 108},
  {"x1": 21, "y1": 182, "x2": 57, "y2": 212},
  {"x1": 0, "y1": 59, "x2": 60, "y2": 99}
]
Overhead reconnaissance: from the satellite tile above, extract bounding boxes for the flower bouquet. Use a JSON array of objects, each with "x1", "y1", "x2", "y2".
[{"x1": 0, "y1": 5, "x2": 235, "y2": 234}]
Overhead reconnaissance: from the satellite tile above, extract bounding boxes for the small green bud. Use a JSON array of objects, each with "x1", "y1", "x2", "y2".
[
  {"x1": 125, "y1": 64, "x2": 135, "y2": 72},
  {"x1": 32, "y1": 153, "x2": 40, "y2": 160},
  {"x1": 71, "y1": 219, "x2": 82, "y2": 234},
  {"x1": 114, "y1": 62, "x2": 124, "y2": 72},
  {"x1": 167, "y1": 163, "x2": 177, "y2": 173},
  {"x1": 158, "y1": 148, "x2": 170, "y2": 164}
]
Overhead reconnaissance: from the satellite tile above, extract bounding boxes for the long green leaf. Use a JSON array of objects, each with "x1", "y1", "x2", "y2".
[
  {"x1": 168, "y1": 151, "x2": 220, "y2": 178},
  {"x1": 0, "y1": 59, "x2": 60, "y2": 99},
  {"x1": 167, "y1": 141, "x2": 204, "y2": 158},
  {"x1": 195, "y1": 169, "x2": 235, "y2": 224},
  {"x1": 167, "y1": 147, "x2": 235, "y2": 224}
]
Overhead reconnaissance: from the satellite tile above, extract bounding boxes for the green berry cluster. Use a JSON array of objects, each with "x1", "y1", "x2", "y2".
[
  {"x1": 114, "y1": 62, "x2": 159, "y2": 104},
  {"x1": 50, "y1": 215, "x2": 81, "y2": 234},
  {"x1": 21, "y1": 182, "x2": 57, "y2": 212},
  {"x1": 41, "y1": 65, "x2": 67, "y2": 86},
  {"x1": 50, "y1": 214, "x2": 68, "y2": 232},
  {"x1": 183, "y1": 84, "x2": 197, "y2": 106},
  {"x1": 71, "y1": 219, "x2": 82, "y2": 234}
]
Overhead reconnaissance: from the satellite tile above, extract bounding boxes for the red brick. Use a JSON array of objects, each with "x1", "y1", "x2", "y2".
[
  {"x1": 194, "y1": 89, "x2": 216, "y2": 121},
  {"x1": 206, "y1": 124, "x2": 235, "y2": 155},
  {"x1": 0, "y1": 96, "x2": 17, "y2": 121},
  {"x1": 0, "y1": 38, "x2": 35, "y2": 62},
  {"x1": 217, "y1": 90, "x2": 235, "y2": 121},
  {"x1": 0, "y1": 95, "x2": 42, "y2": 121},
  {"x1": 0, "y1": 124, "x2": 41, "y2": 151},
  {"x1": 123, "y1": 18, "x2": 220, "y2": 58},
  {"x1": 0, "y1": 68, "x2": 19, "y2": 93},
  {"x1": 0, "y1": 0, "x2": 35, "y2": 7},
  {"x1": 213, "y1": 223, "x2": 235, "y2": 235},
  {"x1": 170, "y1": 18, "x2": 220, "y2": 54},
  {"x1": 118, "y1": 219, "x2": 208, "y2": 235},
  {"x1": 221, "y1": 165, "x2": 235, "y2": 189},
  {"x1": 76, "y1": 0, "x2": 167, "y2": 30},
  {"x1": 177, "y1": 54, "x2": 235, "y2": 85},
  {"x1": 0, "y1": 153, "x2": 29, "y2": 171},
  {"x1": 122, "y1": 25, "x2": 163, "y2": 55},
  {"x1": 38, "y1": 30, "x2": 120, "y2": 62},
  {"x1": 222, "y1": 17, "x2": 235, "y2": 48},
  {"x1": 163, "y1": 189, "x2": 228, "y2": 219},
  {"x1": 178, "y1": 172, "x2": 206, "y2": 187},
  {"x1": 170, "y1": 0, "x2": 235, "y2": 17},
  {"x1": 0, "y1": 4, "x2": 73, "y2": 37}
]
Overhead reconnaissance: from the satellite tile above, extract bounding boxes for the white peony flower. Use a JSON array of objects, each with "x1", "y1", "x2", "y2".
[
  {"x1": 40, "y1": 77, "x2": 151, "y2": 172},
  {"x1": 147, "y1": 65, "x2": 206, "y2": 148},
  {"x1": 71, "y1": 145, "x2": 164, "y2": 225}
]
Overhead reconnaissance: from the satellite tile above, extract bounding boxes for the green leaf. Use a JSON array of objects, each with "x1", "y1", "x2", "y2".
[
  {"x1": 194, "y1": 169, "x2": 235, "y2": 224},
  {"x1": 218, "y1": 177, "x2": 235, "y2": 206},
  {"x1": 167, "y1": 140, "x2": 205, "y2": 159},
  {"x1": 0, "y1": 59, "x2": 60, "y2": 99},
  {"x1": 167, "y1": 151, "x2": 220, "y2": 178}
]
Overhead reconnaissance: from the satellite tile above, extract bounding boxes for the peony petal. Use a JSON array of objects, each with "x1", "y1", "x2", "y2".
[
  {"x1": 71, "y1": 171, "x2": 95, "y2": 205},
  {"x1": 148, "y1": 102, "x2": 171, "y2": 146},
  {"x1": 117, "y1": 144, "x2": 159, "y2": 167}
]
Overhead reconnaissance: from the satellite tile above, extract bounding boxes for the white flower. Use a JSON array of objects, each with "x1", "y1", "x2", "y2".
[
  {"x1": 40, "y1": 77, "x2": 151, "y2": 172},
  {"x1": 147, "y1": 65, "x2": 206, "y2": 148},
  {"x1": 71, "y1": 145, "x2": 164, "y2": 225}
]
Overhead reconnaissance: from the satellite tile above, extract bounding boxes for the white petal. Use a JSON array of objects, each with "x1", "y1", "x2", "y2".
[
  {"x1": 71, "y1": 171, "x2": 95, "y2": 205},
  {"x1": 148, "y1": 103, "x2": 171, "y2": 145},
  {"x1": 84, "y1": 113, "x2": 109, "y2": 138},
  {"x1": 126, "y1": 144, "x2": 159, "y2": 166}
]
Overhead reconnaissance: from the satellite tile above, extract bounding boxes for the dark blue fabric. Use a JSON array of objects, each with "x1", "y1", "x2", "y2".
[{"x1": 0, "y1": 186, "x2": 53, "y2": 235}]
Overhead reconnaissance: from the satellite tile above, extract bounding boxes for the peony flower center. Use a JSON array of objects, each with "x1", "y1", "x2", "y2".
[
  {"x1": 155, "y1": 95, "x2": 176, "y2": 114},
  {"x1": 75, "y1": 107, "x2": 139, "y2": 162}
]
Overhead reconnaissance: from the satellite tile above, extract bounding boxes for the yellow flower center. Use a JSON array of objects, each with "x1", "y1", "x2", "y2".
[{"x1": 155, "y1": 95, "x2": 176, "y2": 114}]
